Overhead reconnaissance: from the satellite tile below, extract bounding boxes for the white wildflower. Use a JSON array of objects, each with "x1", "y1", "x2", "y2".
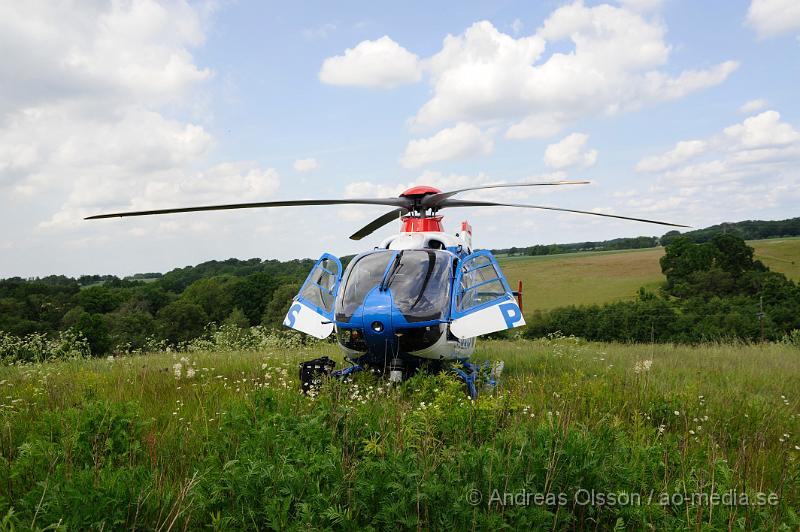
[
  {"x1": 173, "y1": 363, "x2": 182, "y2": 380},
  {"x1": 633, "y1": 360, "x2": 653, "y2": 374}
]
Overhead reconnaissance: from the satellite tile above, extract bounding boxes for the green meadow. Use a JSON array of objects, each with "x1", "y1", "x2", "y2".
[
  {"x1": 497, "y1": 237, "x2": 800, "y2": 314},
  {"x1": 0, "y1": 336, "x2": 798, "y2": 530}
]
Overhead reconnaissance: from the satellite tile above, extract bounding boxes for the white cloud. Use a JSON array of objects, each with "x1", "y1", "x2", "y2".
[
  {"x1": 746, "y1": 0, "x2": 800, "y2": 38},
  {"x1": 40, "y1": 158, "x2": 281, "y2": 230},
  {"x1": 544, "y1": 133, "x2": 598, "y2": 169},
  {"x1": 511, "y1": 18, "x2": 524, "y2": 35},
  {"x1": 414, "y1": 21, "x2": 546, "y2": 127},
  {"x1": 0, "y1": 1, "x2": 281, "y2": 237},
  {"x1": 505, "y1": 112, "x2": 568, "y2": 139},
  {"x1": 617, "y1": 0, "x2": 664, "y2": 11},
  {"x1": 293, "y1": 158, "x2": 319, "y2": 172},
  {"x1": 739, "y1": 99, "x2": 767, "y2": 113},
  {"x1": 1, "y1": 106, "x2": 213, "y2": 190},
  {"x1": 143, "y1": 163, "x2": 279, "y2": 206},
  {"x1": 400, "y1": 122, "x2": 493, "y2": 168},
  {"x1": 319, "y1": 36, "x2": 421, "y2": 88},
  {"x1": 635, "y1": 110, "x2": 800, "y2": 177},
  {"x1": 723, "y1": 110, "x2": 800, "y2": 148},
  {"x1": 621, "y1": 109, "x2": 800, "y2": 226},
  {"x1": 408, "y1": 5, "x2": 737, "y2": 135},
  {"x1": 640, "y1": 62, "x2": 739, "y2": 101},
  {"x1": 636, "y1": 140, "x2": 708, "y2": 172},
  {"x1": 0, "y1": 1, "x2": 212, "y2": 116}
]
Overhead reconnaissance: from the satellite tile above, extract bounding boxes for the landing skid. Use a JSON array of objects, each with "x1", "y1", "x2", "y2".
[
  {"x1": 451, "y1": 360, "x2": 504, "y2": 400},
  {"x1": 300, "y1": 355, "x2": 504, "y2": 399}
]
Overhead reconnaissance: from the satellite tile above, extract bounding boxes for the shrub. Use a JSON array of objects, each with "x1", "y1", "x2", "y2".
[{"x1": 0, "y1": 328, "x2": 90, "y2": 364}]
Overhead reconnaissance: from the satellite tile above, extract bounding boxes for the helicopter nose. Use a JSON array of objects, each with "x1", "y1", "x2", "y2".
[{"x1": 360, "y1": 287, "x2": 396, "y2": 352}]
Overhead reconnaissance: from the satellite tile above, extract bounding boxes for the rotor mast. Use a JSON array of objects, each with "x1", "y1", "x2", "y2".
[{"x1": 398, "y1": 185, "x2": 446, "y2": 233}]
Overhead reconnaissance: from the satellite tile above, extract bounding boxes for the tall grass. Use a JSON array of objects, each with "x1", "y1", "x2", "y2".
[{"x1": 0, "y1": 337, "x2": 798, "y2": 529}]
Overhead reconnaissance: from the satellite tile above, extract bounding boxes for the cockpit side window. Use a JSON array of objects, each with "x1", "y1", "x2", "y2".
[
  {"x1": 298, "y1": 257, "x2": 339, "y2": 313},
  {"x1": 335, "y1": 251, "x2": 394, "y2": 322}
]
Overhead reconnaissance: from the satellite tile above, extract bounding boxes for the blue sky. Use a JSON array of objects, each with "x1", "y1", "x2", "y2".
[{"x1": 1, "y1": 0, "x2": 799, "y2": 277}]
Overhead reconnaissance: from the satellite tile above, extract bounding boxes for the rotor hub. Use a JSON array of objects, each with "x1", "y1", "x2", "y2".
[{"x1": 399, "y1": 185, "x2": 442, "y2": 198}]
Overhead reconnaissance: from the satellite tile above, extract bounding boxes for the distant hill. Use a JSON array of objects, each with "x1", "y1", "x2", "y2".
[
  {"x1": 492, "y1": 216, "x2": 800, "y2": 257},
  {"x1": 497, "y1": 237, "x2": 800, "y2": 314},
  {"x1": 661, "y1": 217, "x2": 800, "y2": 245}
]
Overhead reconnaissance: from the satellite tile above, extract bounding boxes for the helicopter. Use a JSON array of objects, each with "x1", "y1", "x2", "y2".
[{"x1": 87, "y1": 180, "x2": 687, "y2": 397}]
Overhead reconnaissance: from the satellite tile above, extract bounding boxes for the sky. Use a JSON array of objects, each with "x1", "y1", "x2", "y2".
[{"x1": 1, "y1": 0, "x2": 799, "y2": 278}]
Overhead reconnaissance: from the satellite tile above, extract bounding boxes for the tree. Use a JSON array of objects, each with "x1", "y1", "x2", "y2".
[
  {"x1": 262, "y1": 284, "x2": 300, "y2": 328},
  {"x1": 223, "y1": 307, "x2": 250, "y2": 329},
  {"x1": 63, "y1": 307, "x2": 112, "y2": 355},
  {"x1": 109, "y1": 301, "x2": 156, "y2": 350},
  {"x1": 660, "y1": 237, "x2": 715, "y2": 297},
  {"x1": 180, "y1": 278, "x2": 232, "y2": 323},
  {"x1": 157, "y1": 300, "x2": 209, "y2": 344},
  {"x1": 229, "y1": 273, "x2": 280, "y2": 325},
  {"x1": 75, "y1": 285, "x2": 122, "y2": 314},
  {"x1": 709, "y1": 233, "x2": 764, "y2": 277},
  {"x1": 133, "y1": 284, "x2": 171, "y2": 314}
]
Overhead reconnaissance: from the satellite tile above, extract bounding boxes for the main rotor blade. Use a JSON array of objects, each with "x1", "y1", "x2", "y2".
[
  {"x1": 421, "y1": 180, "x2": 590, "y2": 208},
  {"x1": 85, "y1": 197, "x2": 411, "y2": 220},
  {"x1": 349, "y1": 208, "x2": 409, "y2": 240},
  {"x1": 439, "y1": 199, "x2": 690, "y2": 228}
]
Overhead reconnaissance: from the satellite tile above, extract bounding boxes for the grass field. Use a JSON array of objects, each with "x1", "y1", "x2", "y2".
[
  {"x1": 0, "y1": 338, "x2": 798, "y2": 529},
  {"x1": 497, "y1": 238, "x2": 800, "y2": 314}
]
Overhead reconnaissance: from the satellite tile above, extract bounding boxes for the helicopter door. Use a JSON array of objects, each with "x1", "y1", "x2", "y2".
[
  {"x1": 284, "y1": 253, "x2": 342, "y2": 339},
  {"x1": 450, "y1": 250, "x2": 525, "y2": 339}
]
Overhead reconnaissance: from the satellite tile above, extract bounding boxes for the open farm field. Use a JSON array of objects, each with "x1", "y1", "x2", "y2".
[
  {"x1": 497, "y1": 237, "x2": 800, "y2": 314},
  {"x1": 0, "y1": 338, "x2": 798, "y2": 529}
]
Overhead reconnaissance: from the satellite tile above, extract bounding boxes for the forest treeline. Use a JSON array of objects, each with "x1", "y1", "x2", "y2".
[
  {"x1": 524, "y1": 234, "x2": 800, "y2": 343},
  {"x1": 0, "y1": 258, "x2": 317, "y2": 355},
  {"x1": 492, "y1": 216, "x2": 800, "y2": 256},
  {"x1": 1, "y1": 219, "x2": 799, "y2": 356}
]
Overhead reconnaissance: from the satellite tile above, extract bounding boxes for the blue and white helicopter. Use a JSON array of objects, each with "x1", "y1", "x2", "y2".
[{"x1": 87, "y1": 181, "x2": 686, "y2": 397}]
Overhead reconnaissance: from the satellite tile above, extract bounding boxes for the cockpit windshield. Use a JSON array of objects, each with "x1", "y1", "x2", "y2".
[
  {"x1": 388, "y1": 250, "x2": 452, "y2": 322},
  {"x1": 335, "y1": 251, "x2": 393, "y2": 323},
  {"x1": 335, "y1": 249, "x2": 453, "y2": 323}
]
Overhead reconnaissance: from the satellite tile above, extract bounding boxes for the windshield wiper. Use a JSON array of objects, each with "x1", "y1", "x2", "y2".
[
  {"x1": 381, "y1": 251, "x2": 403, "y2": 291},
  {"x1": 409, "y1": 251, "x2": 436, "y2": 309}
]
